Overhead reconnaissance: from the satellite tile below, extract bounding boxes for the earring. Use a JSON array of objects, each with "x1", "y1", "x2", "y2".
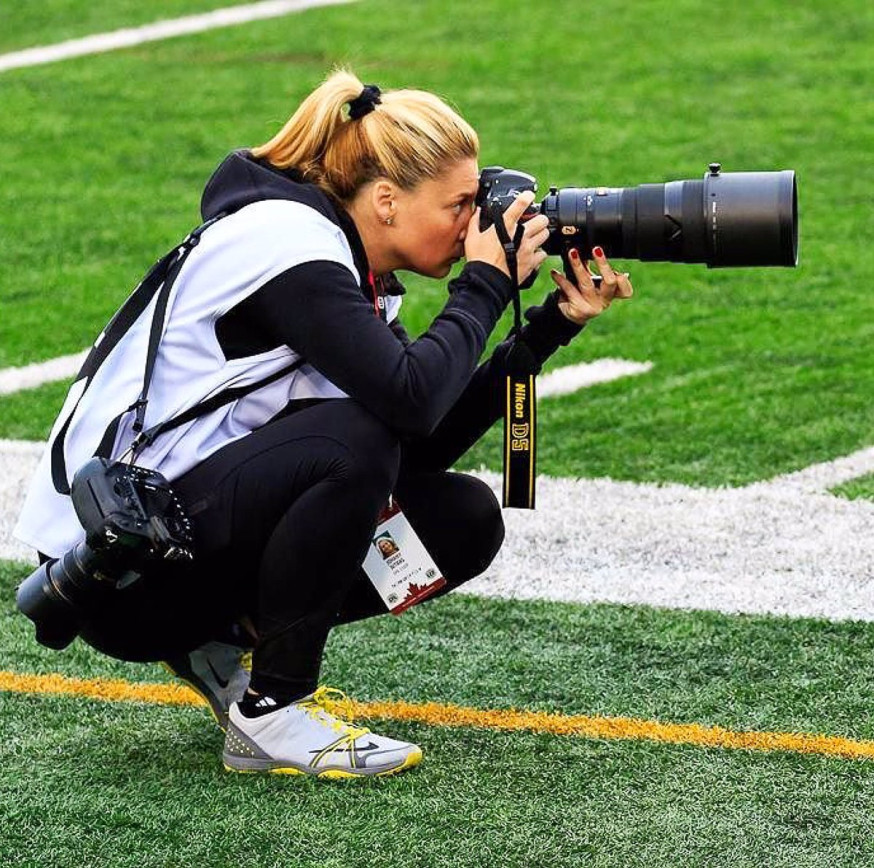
[{"x1": 385, "y1": 217, "x2": 393, "y2": 225}]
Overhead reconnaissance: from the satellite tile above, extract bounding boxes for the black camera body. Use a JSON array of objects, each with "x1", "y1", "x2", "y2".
[
  {"x1": 72, "y1": 458, "x2": 193, "y2": 565},
  {"x1": 476, "y1": 163, "x2": 798, "y2": 268},
  {"x1": 16, "y1": 458, "x2": 194, "y2": 650},
  {"x1": 476, "y1": 166, "x2": 539, "y2": 231}
]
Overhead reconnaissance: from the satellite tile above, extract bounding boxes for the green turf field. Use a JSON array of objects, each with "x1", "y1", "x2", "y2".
[
  {"x1": 4, "y1": 562, "x2": 874, "y2": 868},
  {"x1": 833, "y1": 473, "x2": 874, "y2": 501},
  {"x1": 1, "y1": 0, "x2": 872, "y2": 484},
  {"x1": 1, "y1": 1, "x2": 873, "y2": 865}
]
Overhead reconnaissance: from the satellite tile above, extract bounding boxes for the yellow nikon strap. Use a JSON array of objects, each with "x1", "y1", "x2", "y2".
[
  {"x1": 487, "y1": 201, "x2": 538, "y2": 510},
  {"x1": 503, "y1": 344, "x2": 537, "y2": 508}
]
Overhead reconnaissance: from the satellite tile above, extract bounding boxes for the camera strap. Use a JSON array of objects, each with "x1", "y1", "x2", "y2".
[
  {"x1": 131, "y1": 215, "x2": 224, "y2": 443},
  {"x1": 49, "y1": 217, "x2": 226, "y2": 494},
  {"x1": 130, "y1": 270, "x2": 398, "y2": 453},
  {"x1": 48, "y1": 212, "x2": 312, "y2": 492},
  {"x1": 127, "y1": 214, "x2": 310, "y2": 459},
  {"x1": 128, "y1": 357, "x2": 305, "y2": 455},
  {"x1": 489, "y1": 203, "x2": 537, "y2": 510}
]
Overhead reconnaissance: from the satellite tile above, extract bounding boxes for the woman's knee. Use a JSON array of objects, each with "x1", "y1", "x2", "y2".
[
  {"x1": 398, "y1": 472, "x2": 505, "y2": 582},
  {"x1": 448, "y1": 475, "x2": 505, "y2": 577}
]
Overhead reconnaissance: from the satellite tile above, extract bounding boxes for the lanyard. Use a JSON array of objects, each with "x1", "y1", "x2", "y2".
[{"x1": 368, "y1": 271, "x2": 388, "y2": 322}]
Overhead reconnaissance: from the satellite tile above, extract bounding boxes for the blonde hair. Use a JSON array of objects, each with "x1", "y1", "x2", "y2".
[{"x1": 250, "y1": 70, "x2": 479, "y2": 201}]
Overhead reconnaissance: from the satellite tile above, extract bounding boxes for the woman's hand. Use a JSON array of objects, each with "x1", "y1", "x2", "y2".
[
  {"x1": 464, "y1": 191, "x2": 550, "y2": 283},
  {"x1": 551, "y1": 246, "x2": 633, "y2": 325}
]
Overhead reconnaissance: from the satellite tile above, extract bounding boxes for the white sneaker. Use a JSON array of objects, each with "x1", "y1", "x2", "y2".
[
  {"x1": 164, "y1": 641, "x2": 252, "y2": 731},
  {"x1": 222, "y1": 687, "x2": 422, "y2": 778}
]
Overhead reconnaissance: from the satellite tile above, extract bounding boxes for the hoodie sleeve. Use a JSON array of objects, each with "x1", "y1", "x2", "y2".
[
  {"x1": 224, "y1": 259, "x2": 515, "y2": 438},
  {"x1": 400, "y1": 290, "x2": 584, "y2": 471}
]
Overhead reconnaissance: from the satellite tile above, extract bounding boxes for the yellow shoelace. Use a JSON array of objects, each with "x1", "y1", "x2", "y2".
[{"x1": 301, "y1": 686, "x2": 370, "y2": 740}]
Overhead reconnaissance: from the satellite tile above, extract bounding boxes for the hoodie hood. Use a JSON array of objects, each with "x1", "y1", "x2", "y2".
[
  {"x1": 199, "y1": 150, "x2": 404, "y2": 297},
  {"x1": 200, "y1": 150, "x2": 339, "y2": 223}
]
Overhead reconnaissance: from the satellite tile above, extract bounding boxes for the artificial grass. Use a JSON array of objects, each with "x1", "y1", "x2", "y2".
[
  {"x1": 4, "y1": 560, "x2": 874, "y2": 747},
  {"x1": 1, "y1": 0, "x2": 873, "y2": 487},
  {"x1": 0, "y1": 381, "x2": 70, "y2": 441},
  {"x1": 3, "y1": 692, "x2": 874, "y2": 868},
  {"x1": 4, "y1": 558, "x2": 874, "y2": 866},
  {"x1": 3, "y1": 2, "x2": 873, "y2": 865},
  {"x1": 831, "y1": 473, "x2": 874, "y2": 502}
]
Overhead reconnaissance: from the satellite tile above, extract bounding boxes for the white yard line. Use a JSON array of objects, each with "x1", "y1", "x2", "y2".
[
  {"x1": 465, "y1": 459, "x2": 874, "y2": 623},
  {"x1": 3, "y1": 348, "x2": 873, "y2": 624},
  {"x1": 3, "y1": 437, "x2": 874, "y2": 622},
  {"x1": 0, "y1": 440, "x2": 45, "y2": 563},
  {"x1": 0, "y1": 0, "x2": 353, "y2": 73},
  {"x1": 767, "y1": 446, "x2": 874, "y2": 495},
  {"x1": 0, "y1": 351, "x2": 89, "y2": 396},
  {"x1": 538, "y1": 359, "x2": 652, "y2": 397},
  {"x1": 0, "y1": 353, "x2": 652, "y2": 398}
]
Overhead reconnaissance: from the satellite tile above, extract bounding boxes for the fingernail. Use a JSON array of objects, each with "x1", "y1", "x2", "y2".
[
  {"x1": 570, "y1": 249, "x2": 580, "y2": 260},
  {"x1": 592, "y1": 246, "x2": 604, "y2": 258}
]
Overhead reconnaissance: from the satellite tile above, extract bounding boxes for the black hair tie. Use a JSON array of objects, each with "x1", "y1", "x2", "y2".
[{"x1": 348, "y1": 84, "x2": 382, "y2": 120}]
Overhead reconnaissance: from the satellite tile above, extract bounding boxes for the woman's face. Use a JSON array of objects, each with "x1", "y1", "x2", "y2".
[{"x1": 390, "y1": 158, "x2": 480, "y2": 278}]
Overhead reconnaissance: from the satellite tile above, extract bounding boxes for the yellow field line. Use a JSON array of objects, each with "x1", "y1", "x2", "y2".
[{"x1": 2, "y1": 669, "x2": 873, "y2": 761}]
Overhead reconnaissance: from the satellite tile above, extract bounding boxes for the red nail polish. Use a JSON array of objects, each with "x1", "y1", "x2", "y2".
[
  {"x1": 570, "y1": 249, "x2": 579, "y2": 260},
  {"x1": 592, "y1": 246, "x2": 604, "y2": 258}
]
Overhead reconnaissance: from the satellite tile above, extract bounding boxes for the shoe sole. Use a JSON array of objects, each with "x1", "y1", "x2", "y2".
[{"x1": 222, "y1": 748, "x2": 423, "y2": 779}]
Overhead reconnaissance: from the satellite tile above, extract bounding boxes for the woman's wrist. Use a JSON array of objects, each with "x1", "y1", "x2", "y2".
[
  {"x1": 521, "y1": 291, "x2": 584, "y2": 359},
  {"x1": 451, "y1": 260, "x2": 514, "y2": 302}
]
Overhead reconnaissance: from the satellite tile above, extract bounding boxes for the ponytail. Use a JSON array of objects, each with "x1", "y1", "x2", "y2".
[{"x1": 251, "y1": 69, "x2": 479, "y2": 201}]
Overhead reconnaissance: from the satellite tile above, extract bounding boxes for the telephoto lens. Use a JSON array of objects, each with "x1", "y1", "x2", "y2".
[
  {"x1": 15, "y1": 545, "x2": 107, "y2": 649},
  {"x1": 15, "y1": 458, "x2": 195, "y2": 650},
  {"x1": 540, "y1": 163, "x2": 798, "y2": 267}
]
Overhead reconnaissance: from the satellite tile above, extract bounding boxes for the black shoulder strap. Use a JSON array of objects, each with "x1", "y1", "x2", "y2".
[
  {"x1": 52, "y1": 211, "x2": 313, "y2": 491},
  {"x1": 51, "y1": 215, "x2": 225, "y2": 494},
  {"x1": 126, "y1": 356, "x2": 306, "y2": 456},
  {"x1": 51, "y1": 247, "x2": 180, "y2": 494},
  {"x1": 131, "y1": 215, "x2": 224, "y2": 438}
]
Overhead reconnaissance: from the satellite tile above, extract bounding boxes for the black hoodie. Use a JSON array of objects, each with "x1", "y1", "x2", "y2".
[{"x1": 201, "y1": 151, "x2": 581, "y2": 452}]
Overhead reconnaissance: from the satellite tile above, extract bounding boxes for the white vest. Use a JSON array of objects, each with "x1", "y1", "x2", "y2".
[{"x1": 15, "y1": 199, "x2": 402, "y2": 557}]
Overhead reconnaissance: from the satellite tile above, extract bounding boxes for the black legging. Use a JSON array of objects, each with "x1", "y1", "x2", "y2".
[{"x1": 76, "y1": 400, "x2": 504, "y2": 700}]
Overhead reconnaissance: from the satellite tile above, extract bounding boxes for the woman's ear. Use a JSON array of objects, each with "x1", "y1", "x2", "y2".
[{"x1": 371, "y1": 179, "x2": 397, "y2": 226}]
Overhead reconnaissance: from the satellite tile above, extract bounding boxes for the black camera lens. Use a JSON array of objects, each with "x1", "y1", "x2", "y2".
[
  {"x1": 16, "y1": 459, "x2": 194, "y2": 651},
  {"x1": 15, "y1": 543, "x2": 103, "y2": 649},
  {"x1": 541, "y1": 165, "x2": 798, "y2": 267}
]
